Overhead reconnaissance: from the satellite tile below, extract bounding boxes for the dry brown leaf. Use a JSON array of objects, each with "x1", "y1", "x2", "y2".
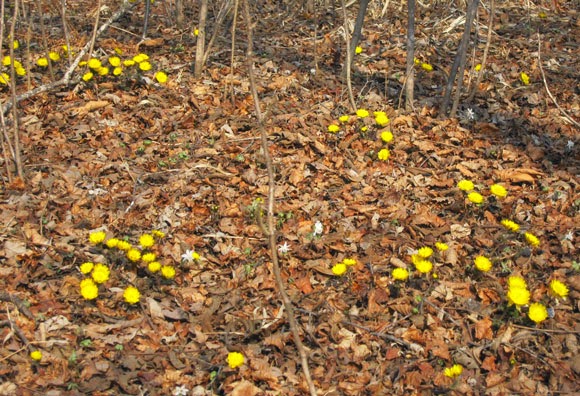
[
  {"x1": 475, "y1": 317, "x2": 494, "y2": 340},
  {"x1": 493, "y1": 168, "x2": 544, "y2": 183},
  {"x1": 230, "y1": 380, "x2": 261, "y2": 396},
  {"x1": 70, "y1": 100, "x2": 109, "y2": 116}
]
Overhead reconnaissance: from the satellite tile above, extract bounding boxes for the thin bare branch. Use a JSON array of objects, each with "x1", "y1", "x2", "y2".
[
  {"x1": 536, "y1": 32, "x2": 580, "y2": 128},
  {"x1": 243, "y1": 1, "x2": 317, "y2": 394}
]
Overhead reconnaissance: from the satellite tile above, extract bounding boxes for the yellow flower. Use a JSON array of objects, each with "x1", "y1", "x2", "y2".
[
  {"x1": 414, "y1": 259, "x2": 432, "y2": 274},
  {"x1": 501, "y1": 219, "x2": 520, "y2": 232},
  {"x1": 152, "y1": 230, "x2": 165, "y2": 238},
  {"x1": 524, "y1": 232, "x2": 540, "y2": 247},
  {"x1": 79, "y1": 262, "x2": 94, "y2": 274},
  {"x1": 123, "y1": 59, "x2": 136, "y2": 67},
  {"x1": 355, "y1": 46, "x2": 363, "y2": 54},
  {"x1": 507, "y1": 276, "x2": 527, "y2": 290},
  {"x1": 148, "y1": 261, "x2": 161, "y2": 273},
  {"x1": 528, "y1": 303, "x2": 548, "y2": 324},
  {"x1": 467, "y1": 192, "x2": 484, "y2": 204},
  {"x1": 82, "y1": 71, "x2": 94, "y2": 82},
  {"x1": 489, "y1": 184, "x2": 507, "y2": 198},
  {"x1": 435, "y1": 242, "x2": 449, "y2": 251},
  {"x1": 108, "y1": 56, "x2": 121, "y2": 67},
  {"x1": 161, "y1": 265, "x2": 176, "y2": 279},
  {"x1": 106, "y1": 238, "x2": 120, "y2": 248},
  {"x1": 361, "y1": 126, "x2": 368, "y2": 132},
  {"x1": 375, "y1": 113, "x2": 390, "y2": 127},
  {"x1": 62, "y1": 45, "x2": 71, "y2": 53},
  {"x1": 444, "y1": 364, "x2": 463, "y2": 378},
  {"x1": 380, "y1": 131, "x2": 393, "y2": 143},
  {"x1": 49, "y1": 52, "x2": 60, "y2": 61},
  {"x1": 474, "y1": 255, "x2": 492, "y2": 272},
  {"x1": 520, "y1": 72, "x2": 530, "y2": 85},
  {"x1": 13, "y1": 40, "x2": 19, "y2": 50},
  {"x1": 549, "y1": 279, "x2": 568, "y2": 298},
  {"x1": 328, "y1": 124, "x2": 340, "y2": 133},
  {"x1": 356, "y1": 109, "x2": 369, "y2": 118},
  {"x1": 114, "y1": 47, "x2": 122, "y2": 55},
  {"x1": 414, "y1": 57, "x2": 420, "y2": 65},
  {"x1": 123, "y1": 286, "x2": 140, "y2": 304},
  {"x1": 113, "y1": 67, "x2": 123, "y2": 76},
  {"x1": 155, "y1": 71, "x2": 168, "y2": 83},
  {"x1": 89, "y1": 230, "x2": 106, "y2": 245},
  {"x1": 339, "y1": 115, "x2": 349, "y2": 123},
  {"x1": 133, "y1": 53, "x2": 149, "y2": 63},
  {"x1": 331, "y1": 263, "x2": 347, "y2": 276},
  {"x1": 91, "y1": 264, "x2": 110, "y2": 284},
  {"x1": 392, "y1": 267, "x2": 409, "y2": 281},
  {"x1": 227, "y1": 351, "x2": 245, "y2": 369},
  {"x1": 0, "y1": 73, "x2": 9, "y2": 84},
  {"x1": 139, "y1": 234, "x2": 155, "y2": 248},
  {"x1": 421, "y1": 63, "x2": 433, "y2": 72},
  {"x1": 507, "y1": 287, "x2": 530, "y2": 306},
  {"x1": 377, "y1": 148, "x2": 390, "y2": 161},
  {"x1": 475, "y1": 63, "x2": 482, "y2": 72},
  {"x1": 87, "y1": 58, "x2": 102, "y2": 70},
  {"x1": 80, "y1": 278, "x2": 99, "y2": 300},
  {"x1": 417, "y1": 247, "x2": 433, "y2": 259},
  {"x1": 15, "y1": 66, "x2": 26, "y2": 76},
  {"x1": 139, "y1": 61, "x2": 152, "y2": 71},
  {"x1": 343, "y1": 258, "x2": 357, "y2": 266},
  {"x1": 30, "y1": 350, "x2": 42, "y2": 361},
  {"x1": 457, "y1": 180, "x2": 474, "y2": 191},
  {"x1": 142, "y1": 252, "x2": 156, "y2": 263},
  {"x1": 127, "y1": 249, "x2": 141, "y2": 262},
  {"x1": 116, "y1": 240, "x2": 132, "y2": 251},
  {"x1": 194, "y1": 28, "x2": 199, "y2": 36},
  {"x1": 2, "y1": 56, "x2": 11, "y2": 66},
  {"x1": 97, "y1": 66, "x2": 109, "y2": 76}
]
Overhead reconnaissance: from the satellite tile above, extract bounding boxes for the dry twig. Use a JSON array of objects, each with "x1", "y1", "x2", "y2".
[
  {"x1": 242, "y1": 1, "x2": 317, "y2": 394},
  {"x1": 536, "y1": 32, "x2": 580, "y2": 128}
]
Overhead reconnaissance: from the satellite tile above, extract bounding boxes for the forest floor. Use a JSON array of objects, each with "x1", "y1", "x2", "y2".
[{"x1": 0, "y1": 1, "x2": 578, "y2": 395}]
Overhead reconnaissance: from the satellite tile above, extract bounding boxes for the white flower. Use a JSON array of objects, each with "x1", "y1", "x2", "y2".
[
  {"x1": 278, "y1": 242, "x2": 291, "y2": 254},
  {"x1": 465, "y1": 107, "x2": 475, "y2": 121},
  {"x1": 181, "y1": 249, "x2": 199, "y2": 262},
  {"x1": 313, "y1": 220, "x2": 323, "y2": 236},
  {"x1": 566, "y1": 140, "x2": 574, "y2": 151},
  {"x1": 172, "y1": 385, "x2": 189, "y2": 396}
]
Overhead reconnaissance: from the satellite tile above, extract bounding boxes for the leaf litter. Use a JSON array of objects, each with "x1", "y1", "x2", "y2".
[{"x1": 0, "y1": 1, "x2": 578, "y2": 395}]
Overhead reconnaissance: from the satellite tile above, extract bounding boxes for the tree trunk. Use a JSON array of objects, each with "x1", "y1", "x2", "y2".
[{"x1": 194, "y1": 0, "x2": 208, "y2": 78}]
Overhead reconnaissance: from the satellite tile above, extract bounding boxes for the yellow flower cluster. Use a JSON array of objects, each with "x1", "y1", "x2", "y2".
[
  {"x1": 327, "y1": 109, "x2": 393, "y2": 153},
  {"x1": 444, "y1": 364, "x2": 463, "y2": 378},
  {"x1": 81, "y1": 230, "x2": 173, "y2": 303},
  {"x1": 331, "y1": 257, "x2": 357, "y2": 276},
  {"x1": 411, "y1": 251, "x2": 433, "y2": 274},
  {"x1": 2, "y1": 56, "x2": 26, "y2": 77},
  {"x1": 73, "y1": 51, "x2": 168, "y2": 84},
  {"x1": 507, "y1": 276, "x2": 530, "y2": 307},
  {"x1": 503, "y1": 275, "x2": 564, "y2": 325}
]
